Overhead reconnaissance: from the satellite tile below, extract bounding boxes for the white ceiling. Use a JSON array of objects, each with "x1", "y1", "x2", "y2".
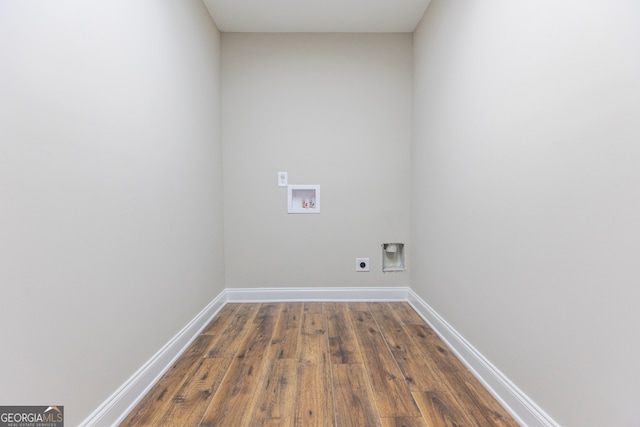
[{"x1": 202, "y1": 0, "x2": 432, "y2": 33}]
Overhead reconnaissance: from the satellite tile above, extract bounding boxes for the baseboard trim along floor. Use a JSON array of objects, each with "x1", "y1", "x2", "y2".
[
  {"x1": 225, "y1": 286, "x2": 411, "y2": 302},
  {"x1": 79, "y1": 292, "x2": 227, "y2": 427},
  {"x1": 406, "y1": 289, "x2": 559, "y2": 427},
  {"x1": 81, "y1": 286, "x2": 558, "y2": 427}
]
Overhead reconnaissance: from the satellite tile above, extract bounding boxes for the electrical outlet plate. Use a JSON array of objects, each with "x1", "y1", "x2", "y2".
[
  {"x1": 278, "y1": 172, "x2": 288, "y2": 187},
  {"x1": 356, "y1": 258, "x2": 370, "y2": 272}
]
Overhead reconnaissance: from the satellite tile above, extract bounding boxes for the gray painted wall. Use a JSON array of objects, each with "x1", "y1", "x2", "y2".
[
  {"x1": 412, "y1": 1, "x2": 640, "y2": 426},
  {"x1": 5, "y1": 1, "x2": 638, "y2": 424},
  {"x1": 0, "y1": 2, "x2": 224, "y2": 425},
  {"x1": 221, "y1": 33, "x2": 412, "y2": 288}
]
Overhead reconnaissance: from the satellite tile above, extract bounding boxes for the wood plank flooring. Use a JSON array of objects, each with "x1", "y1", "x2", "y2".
[{"x1": 121, "y1": 302, "x2": 520, "y2": 427}]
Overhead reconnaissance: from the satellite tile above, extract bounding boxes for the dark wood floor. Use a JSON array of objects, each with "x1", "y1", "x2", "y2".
[{"x1": 121, "y1": 302, "x2": 520, "y2": 426}]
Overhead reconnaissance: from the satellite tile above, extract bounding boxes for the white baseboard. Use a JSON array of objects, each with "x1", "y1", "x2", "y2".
[
  {"x1": 407, "y1": 289, "x2": 559, "y2": 427},
  {"x1": 79, "y1": 291, "x2": 227, "y2": 427},
  {"x1": 81, "y1": 286, "x2": 557, "y2": 427},
  {"x1": 225, "y1": 286, "x2": 411, "y2": 302}
]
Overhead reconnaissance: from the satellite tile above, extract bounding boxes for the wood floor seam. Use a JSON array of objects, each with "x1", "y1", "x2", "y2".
[{"x1": 121, "y1": 302, "x2": 520, "y2": 427}]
